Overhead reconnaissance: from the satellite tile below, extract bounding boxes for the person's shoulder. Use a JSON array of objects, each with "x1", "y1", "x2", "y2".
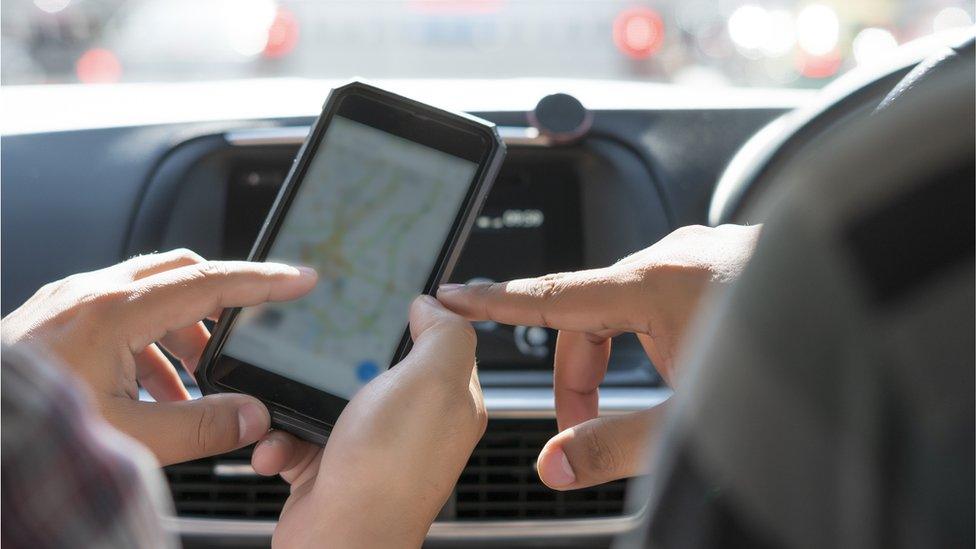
[
  {"x1": 2, "y1": 343, "x2": 87, "y2": 436},
  {"x1": 1, "y1": 343, "x2": 177, "y2": 548}
]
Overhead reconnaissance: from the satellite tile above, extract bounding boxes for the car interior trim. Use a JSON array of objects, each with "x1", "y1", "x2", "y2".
[
  {"x1": 224, "y1": 125, "x2": 548, "y2": 148},
  {"x1": 141, "y1": 386, "x2": 672, "y2": 418},
  {"x1": 163, "y1": 509, "x2": 648, "y2": 541}
]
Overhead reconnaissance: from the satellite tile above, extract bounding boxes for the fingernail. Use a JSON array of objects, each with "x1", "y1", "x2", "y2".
[
  {"x1": 438, "y1": 283, "x2": 464, "y2": 293},
  {"x1": 541, "y1": 447, "x2": 576, "y2": 487},
  {"x1": 237, "y1": 402, "x2": 266, "y2": 444},
  {"x1": 417, "y1": 294, "x2": 440, "y2": 307},
  {"x1": 296, "y1": 266, "x2": 317, "y2": 278}
]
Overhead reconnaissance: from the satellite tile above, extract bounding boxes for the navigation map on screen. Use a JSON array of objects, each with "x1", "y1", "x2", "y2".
[{"x1": 222, "y1": 115, "x2": 477, "y2": 399}]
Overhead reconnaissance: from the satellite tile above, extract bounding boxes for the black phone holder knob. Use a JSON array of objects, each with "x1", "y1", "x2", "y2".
[{"x1": 528, "y1": 93, "x2": 592, "y2": 145}]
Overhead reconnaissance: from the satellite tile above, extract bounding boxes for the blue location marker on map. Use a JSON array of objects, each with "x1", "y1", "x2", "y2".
[{"x1": 356, "y1": 360, "x2": 379, "y2": 383}]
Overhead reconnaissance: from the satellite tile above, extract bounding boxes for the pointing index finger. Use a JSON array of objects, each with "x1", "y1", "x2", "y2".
[
  {"x1": 120, "y1": 261, "x2": 317, "y2": 352},
  {"x1": 437, "y1": 268, "x2": 644, "y2": 334}
]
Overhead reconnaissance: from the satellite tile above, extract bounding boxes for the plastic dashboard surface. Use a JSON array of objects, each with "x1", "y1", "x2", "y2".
[{"x1": 1, "y1": 106, "x2": 785, "y2": 316}]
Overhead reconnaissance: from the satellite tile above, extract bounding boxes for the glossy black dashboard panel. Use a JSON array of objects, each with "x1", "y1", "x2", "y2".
[{"x1": 1, "y1": 107, "x2": 784, "y2": 319}]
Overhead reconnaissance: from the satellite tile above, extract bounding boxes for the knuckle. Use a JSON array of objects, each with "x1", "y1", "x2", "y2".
[
  {"x1": 169, "y1": 248, "x2": 206, "y2": 265},
  {"x1": 79, "y1": 288, "x2": 127, "y2": 312},
  {"x1": 534, "y1": 273, "x2": 566, "y2": 303},
  {"x1": 37, "y1": 279, "x2": 65, "y2": 297},
  {"x1": 450, "y1": 317, "x2": 478, "y2": 347},
  {"x1": 196, "y1": 261, "x2": 230, "y2": 282},
  {"x1": 670, "y1": 224, "x2": 709, "y2": 241},
  {"x1": 192, "y1": 405, "x2": 231, "y2": 455},
  {"x1": 47, "y1": 272, "x2": 85, "y2": 296},
  {"x1": 473, "y1": 281, "x2": 502, "y2": 300},
  {"x1": 431, "y1": 315, "x2": 478, "y2": 351},
  {"x1": 576, "y1": 422, "x2": 621, "y2": 476},
  {"x1": 438, "y1": 374, "x2": 487, "y2": 437}
]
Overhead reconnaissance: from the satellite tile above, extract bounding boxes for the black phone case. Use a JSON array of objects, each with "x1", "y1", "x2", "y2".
[{"x1": 195, "y1": 80, "x2": 505, "y2": 444}]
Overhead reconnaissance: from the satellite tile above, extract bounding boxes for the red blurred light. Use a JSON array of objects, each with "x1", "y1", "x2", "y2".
[
  {"x1": 613, "y1": 7, "x2": 665, "y2": 60},
  {"x1": 75, "y1": 48, "x2": 122, "y2": 84},
  {"x1": 264, "y1": 7, "x2": 299, "y2": 59},
  {"x1": 796, "y1": 49, "x2": 842, "y2": 78}
]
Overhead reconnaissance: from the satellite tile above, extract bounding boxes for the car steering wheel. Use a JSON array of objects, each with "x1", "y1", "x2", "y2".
[{"x1": 709, "y1": 30, "x2": 975, "y2": 226}]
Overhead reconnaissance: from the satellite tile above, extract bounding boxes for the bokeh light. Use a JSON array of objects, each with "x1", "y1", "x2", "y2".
[
  {"x1": 75, "y1": 48, "x2": 122, "y2": 83},
  {"x1": 221, "y1": 0, "x2": 277, "y2": 58},
  {"x1": 3, "y1": 0, "x2": 975, "y2": 88},
  {"x1": 762, "y1": 10, "x2": 797, "y2": 57},
  {"x1": 852, "y1": 27, "x2": 898, "y2": 66},
  {"x1": 33, "y1": 0, "x2": 70, "y2": 14},
  {"x1": 797, "y1": 4, "x2": 840, "y2": 56},
  {"x1": 613, "y1": 7, "x2": 666, "y2": 59},
  {"x1": 933, "y1": 6, "x2": 973, "y2": 32},
  {"x1": 264, "y1": 7, "x2": 300, "y2": 58},
  {"x1": 728, "y1": 5, "x2": 769, "y2": 53}
]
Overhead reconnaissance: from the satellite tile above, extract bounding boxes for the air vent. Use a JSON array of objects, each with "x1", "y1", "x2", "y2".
[
  {"x1": 165, "y1": 419, "x2": 626, "y2": 521},
  {"x1": 165, "y1": 446, "x2": 286, "y2": 519},
  {"x1": 456, "y1": 419, "x2": 626, "y2": 519}
]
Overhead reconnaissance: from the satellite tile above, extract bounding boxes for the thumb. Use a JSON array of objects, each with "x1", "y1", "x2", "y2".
[
  {"x1": 536, "y1": 406, "x2": 665, "y2": 491},
  {"x1": 406, "y1": 295, "x2": 478, "y2": 377},
  {"x1": 103, "y1": 394, "x2": 270, "y2": 466}
]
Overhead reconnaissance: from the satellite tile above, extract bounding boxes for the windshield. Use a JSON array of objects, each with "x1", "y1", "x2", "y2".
[{"x1": 2, "y1": 0, "x2": 972, "y2": 88}]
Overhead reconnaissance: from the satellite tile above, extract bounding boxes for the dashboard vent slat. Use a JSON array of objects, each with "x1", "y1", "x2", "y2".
[{"x1": 164, "y1": 419, "x2": 626, "y2": 521}]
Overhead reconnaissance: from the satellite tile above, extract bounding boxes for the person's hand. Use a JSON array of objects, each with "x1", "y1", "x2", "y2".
[
  {"x1": 251, "y1": 296, "x2": 486, "y2": 548},
  {"x1": 435, "y1": 224, "x2": 761, "y2": 491},
  {"x1": 0, "y1": 249, "x2": 317, "y2": 465}
]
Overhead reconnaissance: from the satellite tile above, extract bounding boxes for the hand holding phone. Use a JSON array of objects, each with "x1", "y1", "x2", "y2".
[
  {"x1": 252, "y1": 296, "x2": 486, "y2": 548},
  {"x1": 197, "y1": 82, "x2": 505, "y2": 442}
]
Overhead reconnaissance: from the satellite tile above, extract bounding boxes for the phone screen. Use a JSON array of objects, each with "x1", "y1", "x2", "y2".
[{"x1": 220, "y1": 115, "x2": 478, "y2": 399}]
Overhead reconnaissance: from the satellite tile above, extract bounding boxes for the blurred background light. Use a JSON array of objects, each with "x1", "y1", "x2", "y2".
[
  {"x1": 761, "y1": 10, "x2": 797, "y2": 57},
  {"x1": 32, "y1": 0, "x2": 70, "y2": 14},
  {"x1": 221, "y1": 0, "x2": 277, "y2": 58},
  {"x1": 796, "y1": 3, "x2": 840, "y2": 56},
  {"x1": 797, "y1": 48, "x2": 841, "y2": 78},
  {"x1": 852, "y1": 27, "x2": 898, "y2": 66},
  {"x1": 75, "y1": 48, "x2": 122, "y2": 83},
  {"x1": 728, "y1": 5, "x2": 770, "y2": 53},
  {"x1": 613, "y1": 7, "x2": 666, "y2": 59},
  {"x1": 3, "y1": 0, "x2": 974, "y2": 88},
  {"x1": 263, "y1": 6, "x2": 300, "y2": 58},
  {"x1": 932, "y1": 6, "x2": 973, "y2": 32}
]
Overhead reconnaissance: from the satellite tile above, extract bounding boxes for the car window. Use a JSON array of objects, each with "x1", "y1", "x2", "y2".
[{"x1": 2, "y1": 0, "x2": 973, "y2": 88}]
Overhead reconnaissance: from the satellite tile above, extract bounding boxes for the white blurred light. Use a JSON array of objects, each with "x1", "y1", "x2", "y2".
[
  {"x1": 852, "y1": 27, "x2": 898, "y2": 65},
  {"x1": 219, "y1": 0, "x2": 277, "y2": 58},
  {"x1": 762, "y1": 10, "x2": 796, "y2": 57},
  {"x1": 33, "y1": 0, "x2": 70, "y2": 13},
  {"x1": 728, "y1": 5, "x2": 770, "y2": 52},
  {"x1": 933, "y1": 7, "x2": 973, "y2": 33},
  {"x1": 797, "y1": 4, "x2": 839, "y2": 56}
]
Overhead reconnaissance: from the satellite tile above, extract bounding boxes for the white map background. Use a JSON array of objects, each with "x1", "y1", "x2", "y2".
[{"x1": 223, "y1": 115, "x2": 476, "y2": 398}]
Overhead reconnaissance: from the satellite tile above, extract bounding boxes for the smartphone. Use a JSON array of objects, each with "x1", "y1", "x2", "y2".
[{"x1": 196, "y1": 81, "x2": 505, "y2": 444}]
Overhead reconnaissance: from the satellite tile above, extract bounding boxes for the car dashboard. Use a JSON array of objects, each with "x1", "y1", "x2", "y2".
[{"x1": 0, "y1": 78, "x2": 811, "y2": 548}]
